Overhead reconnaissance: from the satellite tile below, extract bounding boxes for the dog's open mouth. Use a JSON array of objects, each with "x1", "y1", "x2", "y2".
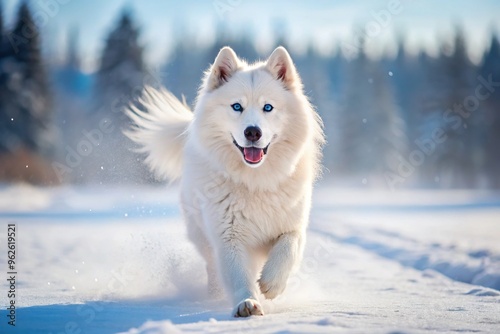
[{"x1": 233, "y1": 140, "x2": 269, "y2": 164}]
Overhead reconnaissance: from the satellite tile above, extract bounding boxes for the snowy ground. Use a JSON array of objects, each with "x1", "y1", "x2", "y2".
[{"x1": 0, "y1": 184, "x2": 499, "y2": 333}]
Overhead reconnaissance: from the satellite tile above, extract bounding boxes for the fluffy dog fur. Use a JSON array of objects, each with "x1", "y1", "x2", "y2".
[{"x1": 126, "y1": 46, "x2": 324, "y2": 317}]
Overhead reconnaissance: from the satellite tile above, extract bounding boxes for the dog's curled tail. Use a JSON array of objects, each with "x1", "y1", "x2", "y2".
[{"x1": 125, "y1": 86, "x2": 193, "y2": 181}]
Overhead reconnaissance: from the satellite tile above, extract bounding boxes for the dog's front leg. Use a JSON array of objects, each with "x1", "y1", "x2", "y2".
[
  {"x1": 218, "y1": 241, "x2": 264, "y2": 317},
  {"x1": 259, "y1": 230, "x2": 303, "y2": 299}
]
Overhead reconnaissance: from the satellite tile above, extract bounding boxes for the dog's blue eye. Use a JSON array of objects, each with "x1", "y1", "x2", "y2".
[
  {"x1": 263, "y1": 104, "x2": 274, "y2": 112},
  {"x1": 231, "y1": 103, "x2": 243, "y2": 112}
]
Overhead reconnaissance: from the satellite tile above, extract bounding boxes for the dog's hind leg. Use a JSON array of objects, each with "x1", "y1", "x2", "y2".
[
  {"x1": 205, "y1": 245, "x2": 224, "y2": 298},
  {"x1": 183, "y1": 212, "x2": 223, "y2": 298}
]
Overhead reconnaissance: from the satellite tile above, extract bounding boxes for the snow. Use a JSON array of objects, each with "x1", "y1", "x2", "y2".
[{"x1": 0, "y1": 184, "x2": 499, "y2": 333}]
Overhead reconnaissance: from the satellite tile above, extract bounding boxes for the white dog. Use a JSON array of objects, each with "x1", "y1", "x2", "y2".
[{"x1": 126, "y1": 46, "x2": 324, "y2": 317}]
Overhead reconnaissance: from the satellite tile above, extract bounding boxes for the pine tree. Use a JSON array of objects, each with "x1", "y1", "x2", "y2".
[
  {"x1": 337, "y1": 36, "x2": 407, "y2": 186},
  {"x1": 432, "y1": 28, "x2": 476, "y2": 188},
  {"x1": 480, "y1": 33, "x2": 500, "y2": 188},
  {"x1": 0, "y1": 1, "x2": 53, "y2": 155},
  {"x1": 164, "y1": 33, "x2": 204, "y2": 104},
  {"x1": 409, "y1": 50, "x2": 444, "y2": 187},
  {"x1": 0, "y1": 0, "x2": 3, "y2": 38},
  {"x1": 336, "y1": 37, "x2": 371, "y2": 177},
  {"x1": 0, "y1": 0, "x2": 4, "y2": 61},
  {"x1": 0, "y1": 0, "x2": 7, "y2": 152},
  {"x1": 0, "y1": 1, "x2": 57, "y2": 184},
  {"x1": 85, "y1": 10, "x2": 155, "y2": 184},
  {"x1": 296, "y1": 44, "x2": 337, "y2": 173},
  {"x1": 322, "y1": 46, "x2": 345, "y2": 174},
  {"x1": 94, "y1": 10, "x2": 146, "y2": 122},
  {"x1": 391, "y1": 38, "x2": 421, "y2": 140}
]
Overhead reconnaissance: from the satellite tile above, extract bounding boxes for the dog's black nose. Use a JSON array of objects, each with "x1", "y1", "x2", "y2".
[{"x1": 244, "y1": 126, "x2": 262, "y2": 142}]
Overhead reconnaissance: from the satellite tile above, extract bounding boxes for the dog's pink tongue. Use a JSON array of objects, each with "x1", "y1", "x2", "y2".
[{"x1": 243, "y1": 147, "x2": 264, "y2": 163}]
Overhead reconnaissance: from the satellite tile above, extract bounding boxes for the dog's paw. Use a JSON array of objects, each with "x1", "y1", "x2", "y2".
[
  {"x1": 233, "y1": 298, "x2": 264, "y2": 317},
  {"x1": 258, "y1": 268, "x2": 287, "y2": 299}
]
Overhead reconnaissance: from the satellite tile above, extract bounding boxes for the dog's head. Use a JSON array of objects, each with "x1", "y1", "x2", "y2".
[{"x1": 192, "y1": 46, "x2": 323, "y2": 188}]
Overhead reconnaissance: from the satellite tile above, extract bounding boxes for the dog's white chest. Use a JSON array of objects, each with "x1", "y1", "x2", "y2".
[{"x1": 196, "y1": 176, "x2": 307, "y2": 246}]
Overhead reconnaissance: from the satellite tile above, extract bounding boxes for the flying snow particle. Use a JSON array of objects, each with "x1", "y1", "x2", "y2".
[
  {"x1": 10, "y1": 118, "x2": 14, "y2": 121},
  {"x1": 72, "y1": 286, "x2": 76, "y2": 290},
  {"x1": 47, "y1": 282, "x2": 51, "y2": 285},
  {"x1": 368, "y1": 78, "x2": 374, "y2": 84},
  {"x1": 75, "y1": 269, "x2": 79, "y2": 274},
  {"x1": 362, "y1": 178, "x2": 368, "y2": 184},
  {"x1": 124, "y1": 213, "x2": 128, "y2": 217},
  {"x1": 82, "y1": 261, "x2": 85, "y2": 265},
  {"x1": 94, "y1": 278, "x2": 98, "y2": 282},
  {"x1": 362, "y1": 118, "x2": 367, "y2": 124},
  {"x1": 26, "y1": 165, "x2": 28, "y2": 168},
  {"x1": 100, "y1": 166, "x2": 104, "y2": 170},
  {"x1": 389, "y1": 71, "x2": 393, "y2": 76}
]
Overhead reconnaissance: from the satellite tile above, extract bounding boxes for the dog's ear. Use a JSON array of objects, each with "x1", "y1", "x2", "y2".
[
  {"x1": 207, "y1": 47, "x2": 241, "y2": 91},
  {"x1": 266, "y1": 46, "x2": 299, "y2": 90}
]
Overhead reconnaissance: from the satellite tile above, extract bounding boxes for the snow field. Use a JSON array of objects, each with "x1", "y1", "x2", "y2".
[{"x1": 0, "y1": 185, "x2": 499, "y2": 333}]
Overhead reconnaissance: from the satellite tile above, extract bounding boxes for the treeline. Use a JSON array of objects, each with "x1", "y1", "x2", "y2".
[
  {"x1": 0, "y1": 2, "x2": 56, "y2": 184},
  {"x1": 0, "y1": 2, "x2": 499, "y2": 188}
]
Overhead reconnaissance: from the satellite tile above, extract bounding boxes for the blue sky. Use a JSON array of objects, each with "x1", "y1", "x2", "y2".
[{"x1": 2, "y1": 0, "x2": 499, "y2": 71}]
